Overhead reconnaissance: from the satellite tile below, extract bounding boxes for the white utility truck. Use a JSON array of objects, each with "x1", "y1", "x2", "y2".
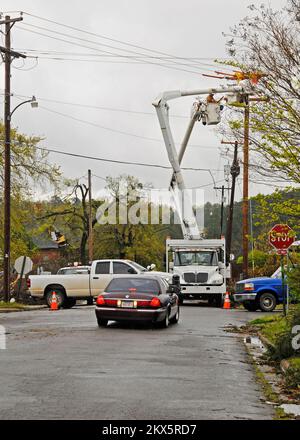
[
  {"x1": 28, "y1": 259, "x2": 174, "y2": 308},
  {"x1": 153, "y1": 85, "x2": 249, "y2": 305}
]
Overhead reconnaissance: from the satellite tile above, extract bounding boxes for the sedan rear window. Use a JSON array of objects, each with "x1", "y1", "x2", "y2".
[{"x1": 106, "y1": 278, "x2": 160, "y2": 294}]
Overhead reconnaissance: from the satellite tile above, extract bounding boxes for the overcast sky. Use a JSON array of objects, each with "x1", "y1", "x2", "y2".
[{"x1": 0, "y1": 0, "x2": 287, "y2": 205}]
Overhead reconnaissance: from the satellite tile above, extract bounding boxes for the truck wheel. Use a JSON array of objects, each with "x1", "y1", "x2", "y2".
[
  {"x1": 45, "y1": 289, "x2": 66, "y2": 308},
  {"x1": 214, "y1": 294, "x2": 224, "y2": 308},
  {"x1": 97, "y1": 318, "x2": 108, "y2": 327},
  {"x1": 258, "y1": 292, "x2": 277, "y2": 312},
  {"x1": 63, "y1": 298, "x2": 76, "y2": 309},
  {"x1": 243, "y1": 301, "x2": 258, "y2": 312},
  {"x1": 87, "y1": 297, "x2": 94, "y2": 306}
]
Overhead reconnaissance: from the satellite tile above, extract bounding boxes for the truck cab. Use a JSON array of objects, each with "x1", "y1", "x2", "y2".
[
  {"x1": 234, "y1": 267, "x2": 289, "y2": 312},
  {"x1": 166, "y1": 239, "x2": 228, "y2": 306}
]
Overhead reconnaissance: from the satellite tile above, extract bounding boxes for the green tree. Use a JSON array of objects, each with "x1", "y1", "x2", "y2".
[
  {"x1": 220, "y1": 0, "x2": 300, "y2": 184},
  {"x1": 0, "y1": 124, "x2": 60, "y2": 265}
]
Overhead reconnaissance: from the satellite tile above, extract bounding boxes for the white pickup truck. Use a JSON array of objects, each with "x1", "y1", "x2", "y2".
[{"x1": 28, "y1": 259, "x2": 173, "y2": 308}]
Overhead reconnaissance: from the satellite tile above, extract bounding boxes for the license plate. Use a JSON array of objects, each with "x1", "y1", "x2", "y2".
[{"x1": 121, "y1": 301, "x2": 134, "y2": 308}]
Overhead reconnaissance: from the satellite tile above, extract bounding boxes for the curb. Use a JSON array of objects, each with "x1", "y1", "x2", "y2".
[
  {"x1": 0, "y1": 305, "x2": 47, "y2": 313},
  {"x1": 258, "y1": 332, "x2": 276, "y2": 351}
]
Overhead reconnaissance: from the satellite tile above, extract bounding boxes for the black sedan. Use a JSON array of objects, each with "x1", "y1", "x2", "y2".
[{"x1": 95, "y1": 275, "x2": 180, "y2": 328}]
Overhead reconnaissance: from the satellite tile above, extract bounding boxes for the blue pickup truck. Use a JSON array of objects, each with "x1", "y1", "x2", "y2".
[{"x1": 234, "y1": 268, "x2": 287, "y2": 312}]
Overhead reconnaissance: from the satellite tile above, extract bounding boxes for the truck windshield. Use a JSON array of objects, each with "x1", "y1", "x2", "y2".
[
  {"x1": 174, "y1": 251, "x2": 218, "y2": 266},
  {"x1": 128, "y1": 261, "x2": 147, "y2": 272}
]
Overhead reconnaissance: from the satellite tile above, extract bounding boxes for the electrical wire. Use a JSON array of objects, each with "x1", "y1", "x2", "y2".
[
  {"x1": 35, "y1": 145, "x2": 222, "y2": 172},
  {"x1": 20, "y1": 12, "x2": 230, "y2": 71},
  {"x1": 13, "y1": 93, "x2": 188, "y2": 119},
  {"x1": 16, "y1": 25, "x2": 206, "y2": 76},
  {"x1": 1, "y1": 137, "x2": 222, "y2": 172},
  {"x1": 13, "y1": 99, "x2": 219, "y2": 149}
]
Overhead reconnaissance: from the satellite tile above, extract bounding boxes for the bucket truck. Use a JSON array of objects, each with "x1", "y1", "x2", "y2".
[{"x1": 153, "y1": 85, "x2": 249, "y2": 306}]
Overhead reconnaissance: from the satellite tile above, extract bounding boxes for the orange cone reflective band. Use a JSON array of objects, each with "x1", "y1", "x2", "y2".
[
  {"x1": 223, "y1": 292, "x2": 231, "y2": 310},
  {"x1": 50, "y1": 291, "x2": 58, "y2": 311}
]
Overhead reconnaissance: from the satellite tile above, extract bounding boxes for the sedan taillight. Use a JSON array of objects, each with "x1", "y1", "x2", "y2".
[
  {"x1": 96, "y1": 295, "x2": 105, "y2": 306},
  {"x1": 150, "y1": 297, "x2": 161, "y2": 308},
  {"x1": 26, "y1": 278, "x2": 31, "y2": 289}
]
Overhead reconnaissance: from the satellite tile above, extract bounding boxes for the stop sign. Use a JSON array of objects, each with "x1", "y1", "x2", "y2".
[{"x1": 268, "y1": 224, "x2": 295, "y2": 253}]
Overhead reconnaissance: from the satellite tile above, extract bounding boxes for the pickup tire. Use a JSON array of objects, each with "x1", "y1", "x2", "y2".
[
  {"x1": 45, "y1": 289, "x2": 66, "y2": 308},
  {"x1": 258, "y1": 292, "x2": 277, "y2": 312},
  {"x1": 64, "y1": 298, "x2": 76, "y2": 309},
  {"x1": 243, "y1": 301, "x2": 259, "y2": 312}
]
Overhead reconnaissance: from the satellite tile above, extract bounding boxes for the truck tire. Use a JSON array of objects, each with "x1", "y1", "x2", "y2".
[
  {"x1": 87, "y1": 297, "x2": 94, "y2": 306},
  {"x1": 258, "y1": 292, "x2": 277, "y2": 312},
  {"x1": 243, "y1": 301, "x2": 258, "y2": 312},
  {"x1": 45, "y1": 289, "x2": 66, "y2": 308},
  {"x1": 63, "y1": 298, "x2": 76, "y2": 309},
  {"x1": 214, "y1": 294, "x2": 224, "y2": 308}
]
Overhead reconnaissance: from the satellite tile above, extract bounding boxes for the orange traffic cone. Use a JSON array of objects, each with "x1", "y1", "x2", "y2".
[
  {"x1": 50, "y1": 291, "x2": 59, "y2": 311},
  {"x1": 223, "y1": 292, "x2": 231, "y2": 310}
]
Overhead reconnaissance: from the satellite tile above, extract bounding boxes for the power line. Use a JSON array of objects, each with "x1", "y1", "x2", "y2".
[
  {"x1": 13, "y1": 99, "x2": 218, "y2": 149},
  {"x1": 12, "y1": 48, "x2": 226, "y2": 61},
  {"x1": 13, "y1": 92, "x2": 188, "y2": 119},
  {"x1": 35, "y1": 145, "x2": 222, "y2": 172},
  {"x1": 20, "y1": 11, "x2": 230, "y2": 71},
  {"x1": 16, "y1": 25, "x2": 206, "y2": 76},
  {"x1": 1, "y1": 137, "x2": 221, "y2": 172}
]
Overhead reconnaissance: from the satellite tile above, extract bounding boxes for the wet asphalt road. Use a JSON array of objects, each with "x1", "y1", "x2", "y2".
[{"x1": 0, "y1": 304, "x2": 276, "y2": 420}]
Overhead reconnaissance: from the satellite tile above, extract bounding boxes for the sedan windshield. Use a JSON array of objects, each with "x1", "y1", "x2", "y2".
[
  {"x1": 174, "y1": 251, "x2": 218, "y2": 266},
  {"x1": 106, "y1": 278, "x2": 160, "y2": 294}
]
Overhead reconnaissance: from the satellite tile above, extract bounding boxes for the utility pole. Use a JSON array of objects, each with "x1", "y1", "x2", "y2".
[
  {"x1": 220, "y1": 185, "x2": 225, "y2": 237},
  {"x1": 88, "y1": 169, "x2": 93, "y2": 263},
  {"x1": 242, "y1": 99, "x2": 250, "y2": 279},
  {"x1": 0, "y1": 15, "x2": 25, "y2": 302},
  {"x1": 214, "y1": 184, "x2": 230, "y2": 238},
  {"x1": 222, "y1": 140, "x2": 240, "y2": 263},
  {"x1": 242, "y1": 96, "x2": 269, "y2": 279}
]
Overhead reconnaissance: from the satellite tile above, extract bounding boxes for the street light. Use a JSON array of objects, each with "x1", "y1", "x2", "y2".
[
  {"x1": 3, "y1": 95, "x2": 38, "y2": 303},
  {"x1": 9, "y1": 96, "x2": 38, "y2": 120}
]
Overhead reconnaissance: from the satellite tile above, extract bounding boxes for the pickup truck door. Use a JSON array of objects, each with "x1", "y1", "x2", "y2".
[
  {"x1": 112, "y1": 261, "x2": 137, "y2": 275},
  {"x1": 90, "y1": 261, "x2": 113, "y2": 295}
]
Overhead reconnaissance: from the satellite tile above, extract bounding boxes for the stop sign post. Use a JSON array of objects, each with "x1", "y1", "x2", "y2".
[{"x1": 268, "y1": 224, "x2": 296, "y2": 316}]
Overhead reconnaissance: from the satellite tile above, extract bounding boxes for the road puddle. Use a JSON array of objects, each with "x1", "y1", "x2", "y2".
[{"x1": 244, "y1": 336, "x2": 265, "y2": 350}]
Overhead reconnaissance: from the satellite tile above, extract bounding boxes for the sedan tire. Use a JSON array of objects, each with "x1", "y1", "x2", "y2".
[
  {"x1": 97, "y1": 317, "x2": 108, "y2": 327},
  {"x1": 169, "y1": 308, "x2": 180, "y2": 324},
  {"x1": 157, "y1": 310, "x2": 169, "y2": 328}
]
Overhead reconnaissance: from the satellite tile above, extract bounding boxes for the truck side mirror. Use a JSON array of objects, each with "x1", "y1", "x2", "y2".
[
  {"x1": 128, "y1": 268, "x2": 137, "y2": 274},
  {"x1": 172, "y1": 274, "x2": 180, "y2": 286}
]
